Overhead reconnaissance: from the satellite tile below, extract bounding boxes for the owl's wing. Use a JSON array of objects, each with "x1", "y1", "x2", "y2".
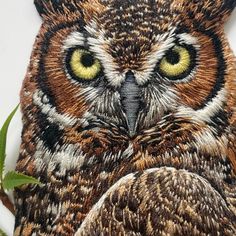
[{"x1": 76, "y1": 167, "x2": 236, "y2": 236}]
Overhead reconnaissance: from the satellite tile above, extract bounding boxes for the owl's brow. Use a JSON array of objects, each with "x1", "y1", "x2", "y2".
[{"x1": 63, "y1": 31, "x2": 89, "y2": 50}]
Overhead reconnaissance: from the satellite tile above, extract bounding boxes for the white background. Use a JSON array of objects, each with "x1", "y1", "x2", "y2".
[{"x1": 0, "y1": 1, "x2": 235, "y2": 235}]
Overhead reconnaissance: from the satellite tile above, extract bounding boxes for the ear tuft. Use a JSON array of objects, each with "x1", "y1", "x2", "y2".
[
  {"x1": 213, "y1": 0, "x2": 236, "y2": 22},
  {"x1": 224, "y1": 0, "x2": 236, "y2": 10},
  {"x1": 183, "y1": 0, "x2": 236, "y2": 29},
  {"x1": 34, "y1": 0, "x2": 80, "y2": 20}
]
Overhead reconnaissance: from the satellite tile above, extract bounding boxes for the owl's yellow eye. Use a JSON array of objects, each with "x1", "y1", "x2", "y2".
[
  {"x1": 158, "y1": 45, "x2": 196, "y2": 80},
  {"x1": 68, "y1": 48, "x2": 101, "y2": 81}
]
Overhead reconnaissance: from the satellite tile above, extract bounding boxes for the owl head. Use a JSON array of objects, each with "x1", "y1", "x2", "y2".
[{"x1": 22, "y1": 0, "x2": 236, "y2": 158}]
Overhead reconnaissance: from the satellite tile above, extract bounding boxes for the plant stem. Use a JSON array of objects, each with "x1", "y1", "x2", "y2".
[{"x1": 0, "y1": 187, "x2": 15, "y2": 215}]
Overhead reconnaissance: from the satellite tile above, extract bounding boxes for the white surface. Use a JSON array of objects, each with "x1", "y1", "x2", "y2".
[{"x1": 0, "y1": 1, "x2": 235, "y2": 235}]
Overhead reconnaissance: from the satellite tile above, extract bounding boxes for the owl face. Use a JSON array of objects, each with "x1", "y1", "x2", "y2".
[{"x1": 28, "y1": 0, "x2": 236, "y2": 156}]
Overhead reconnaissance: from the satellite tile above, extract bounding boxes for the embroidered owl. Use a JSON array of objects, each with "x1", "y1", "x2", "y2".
[{"x1": 14, "y1": 0, "x2": 236, "y2": 235}]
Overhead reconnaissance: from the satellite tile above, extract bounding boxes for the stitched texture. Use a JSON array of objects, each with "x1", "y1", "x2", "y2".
[{"x1": 14, "y1": 0, "x2": 236, "y2": 235}]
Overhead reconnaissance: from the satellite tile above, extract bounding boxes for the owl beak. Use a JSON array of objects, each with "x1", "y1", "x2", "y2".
[{"x1": 120, "y1": 71, "x2": 142, "y2": 137}]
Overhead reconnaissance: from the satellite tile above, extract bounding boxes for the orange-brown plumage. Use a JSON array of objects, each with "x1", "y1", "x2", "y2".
[{"x1": 15, "y1": 0, "x2": 236, "y2": 235}]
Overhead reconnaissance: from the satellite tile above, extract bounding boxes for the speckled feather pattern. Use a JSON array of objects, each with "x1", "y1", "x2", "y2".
[{"x1": 14, "y1": 0, "x2": 236, "y2": 235}]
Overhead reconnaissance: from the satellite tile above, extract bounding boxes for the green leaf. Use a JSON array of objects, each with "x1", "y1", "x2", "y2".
[
  {"x1": 2, "y1": 171, "x2": 41, "y2": 191},
  {"x1": 0, "y1": 228, "x2": 7, "y2": 236},
  {"x1": 0, "y1": 105, "x2": 19, "y2": 178}
]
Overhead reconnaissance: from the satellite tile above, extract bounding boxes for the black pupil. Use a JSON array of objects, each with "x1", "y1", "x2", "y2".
[
  {"x1": 165, "y1": 49, "x2": 180, "y2": 65},
  {"x1": 81, "y1": 53, "x2": 95, "y2": 67}
]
